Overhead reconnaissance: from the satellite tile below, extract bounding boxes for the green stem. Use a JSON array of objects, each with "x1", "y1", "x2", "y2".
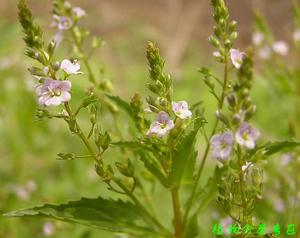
[
  {"x1": 64, "y1": 102, "x2": 169, "y2": 234},
  {"x1": 64, "y1": 102, "x2": 100, "y2": 163},
  {"x1": 113, "y1": 178, "x2": 170, "y2": 235},
  {"x1": 172, "y1": 188, "x2": 183, "y2": 238},
  {"x1": 237, "y1": 145, "x2": 247, "y2": 237},
  {"x1": 70, "y1": 27, "x2": 97, "y2": 85},
  {"x1": 183, "y1": 60, "x2": 228, "y2": 228}
]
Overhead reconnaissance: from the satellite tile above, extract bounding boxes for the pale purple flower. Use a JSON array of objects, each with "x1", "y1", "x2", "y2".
[
  {"x1": 274, "y1": 199, "x2": 285, "y2": 213},
  {"x1": 235, "y1": 122, "x2": 260, "y2": 149},
  {"x1": 210, "y1": 132, "x2": 234, "y2": 159},
  {"x1": 52, "y1": 15, "x2": 73, "y2": 30},
  {"x1": 293, "y1": 29, "x2": 300, "y2": 42},
  {"x1": 258, "y1": 46, "x2": 272, "y2": 59},
  {"x1": 73, "y1": 7, "x2": 87, "y2": 18},
  {"x1": 281, "y1": 153, "x2": 292, "y2": 166},
  {"x1": 172, "y1": 101, "x2": 192, "y2": 119},
  {"x1": 60, "y1": 59, "x2": 82, "y2": 75},
  {"x1": 43, "y1": 222, "x2": 56, "y2": 236},
  {"x1": 230, "y1": 49, "x2": 246, "y2": 69},
  {"x1": 147, "y1": 111, "x2": 174, "y2": 137},
  {"x1": 36, "y1": 78, "x2": 71, "y2": 106},
  {"x1": 14, "y1": 186, "x2": 29, "y2": 201},
  {"x1": 252, "y1": 32, "x2": 264, "y2": 46},
  {"x1": 272, "y1": 41, "x2": 289, "y2": 55}
]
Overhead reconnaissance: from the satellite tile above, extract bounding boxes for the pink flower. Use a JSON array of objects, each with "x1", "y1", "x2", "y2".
[
  {"x1": 272, "y1": 41, "x2": 289, "y2": 56},
  {"x1": 43, "y1": 222, "x2": 56, "y2": 236},
  {"x1": 252, "y1": 32, "x2": 264, "y2": 46},
  {"x1": 73, "y1": 7, "x2": 86, "y2": 18},
  {"x1": 36, "y1": 78, "x2": 71, "y2": 106},
  {"x1": 235, "y1": 123, "x2": 260, "y2": 149},
  {"x1": 172, "y1": 101, "x2": 192, "y2": 119},
  {"x1": 210, "y1": 132, "x2": 234, "y2": 159},
  {"x1": 60, "y1": 59, "x2": 82, "y2": 75},
  {"x1": 230, "y1": 49, "x2": 246, "y2": 69},
  {"x1": 147, "y1": 111, "x2": 174, "y2": 137}
]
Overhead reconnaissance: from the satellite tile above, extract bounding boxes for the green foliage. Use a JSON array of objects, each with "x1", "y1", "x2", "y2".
[
  {"x1": 168, "y1": 118, "x2": 203, "y2": 188},
  {"x1": 4, "y1": 197, "x2": 162, "y2": 236}
]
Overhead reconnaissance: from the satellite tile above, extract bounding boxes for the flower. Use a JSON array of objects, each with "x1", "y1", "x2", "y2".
[
  {"x1": 294, "y1": 29, "x2": 300, "y2": 42},
  {"x1": 252, "y1": 32, "x2": 264, "y2": 46},
  {"x1": 147, "y1": 111, "x2": 174, "y2": 137},
  {"x1": 73, "y1": 7, "x2": 86, "y2": 18},
  {"x1": 52, "y1": 15, "x2": 73, "y2": 30},
  {"x1": 242, "y1": 161, "x2": 253, "y2": 171},
  {"x1": 36, "y1": 78, "x2": 71, "y2": 106},
  {"x1": 210, "y1": 132, "x2": 234, "y2": 159},
  {"x1": 235, "y1": 122, "x2": 260, "y2": 149},
  {"x1": 230, "y1": 49, "x2": 246, "y2": 69},
  {"x1": 258, "y1": 46, "x2": 272, "y2": 59},
  {"x1": 60, "y1": 59, "x2": 82, "y2": 75},
  {"x1": 212, "y1": 51, "x2": 221, "y2": 57},
  {"x1": 272, "y1": 41, "x2": 289, "y2": 55},
  {"x1": 172, "y1": 101, "x2": 192, "y2": 119},
  {"x1": 43, "y1": 222, "x2": 56, "y2": 236}
]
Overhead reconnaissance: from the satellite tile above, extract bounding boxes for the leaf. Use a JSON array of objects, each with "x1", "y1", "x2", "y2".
[
  {"x1": 4, "y1": 197, "x2": 161, "y2": 236},
  {"x1": 247, "y1": 139, "x2": 300, "y2": 159},
  {"x1": 105, "y1": 94, "x2": 133, "y2": 119},
  {"x1": 168, "y1": 118, "x2": 203, "y2": 188},
  {"x1": 183, "y1": 214, "x2": 199, "y2": 238},
  {"x1": 139, "y1": 153, "x2": 168, "y2": 187}
]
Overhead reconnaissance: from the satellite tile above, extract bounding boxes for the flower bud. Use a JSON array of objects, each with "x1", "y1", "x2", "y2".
[
  {"x1": 209, "y1": 36, "x2": 220, "y2": 48},
  {"x1": 215, "y1": 110, "x2": 229, "y2": 125},
  {"x1": 228, "y1": 21, "x2": 237, "y2": 33},
  {"x1": 226, "y1": 94, "x2": 236, "y2": 107}
]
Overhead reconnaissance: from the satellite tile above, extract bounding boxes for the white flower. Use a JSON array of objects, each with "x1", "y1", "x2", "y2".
[
  {"x1": 147, "y1": 111, "x2": 174, "y2": 137},
  {"x1": 272, "y1": 41, "x2": 289, "y2": 55},
  {"x1": 73, "y1": 7, "x2": 87, "y2": 18},
  {"x1": 212, "y1": 51, "x2": 221, "y2": 57},
  {"x1": 294, "y1": 29, "x2": 300, "y2": 42},
  {"x1": 235, "y1": 123, "x2": 260, "y2": 149},
  {"x1": 172, "y1": 101, "x2": 192, "y2": 119},
  {"x1": 242, "y1": 161, "x2": 253, "y2": 171},
  {"x1": 60, "y1": 59, "x2": 82, "y2": 75},
  {"x1": 230, "y1": 49, "x2": 246, "y2": 69},
  {"x1": 252, "y1": 32, "x2": 264, "y2": 46}
]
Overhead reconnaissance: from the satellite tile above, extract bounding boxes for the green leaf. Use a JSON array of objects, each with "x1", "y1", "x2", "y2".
[
  {"x1": 247, "y1": 139, "x2": 300, "y2": 159},
  {"x1": 168, "y1": 118, "x2": 203, "y2": 188},
  {"x1": 4, "y1": 197, "x2": 161, "y2": 236},
  {"x1": 139, "y1": 153, "x2": 168, "y2": 187},
  {"x1": 105, "y1": 94, "x2": 134, "y2": 119}
]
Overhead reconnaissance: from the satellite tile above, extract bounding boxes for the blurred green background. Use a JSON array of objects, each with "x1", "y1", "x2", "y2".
[{"x1": 0, "y1": 0, "x2": 298, "y2": 237}]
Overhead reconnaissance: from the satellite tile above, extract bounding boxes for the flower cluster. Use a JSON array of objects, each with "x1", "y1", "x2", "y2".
[
  {"x1": 34, "y1": 59, "x2": 81, "y2": 107},
  {"x1": 210, "y1": 123, "x2": 260, "y2": 160},
  {"x1": 147, "y1": 101, "x2": 192, "y2": 137}
]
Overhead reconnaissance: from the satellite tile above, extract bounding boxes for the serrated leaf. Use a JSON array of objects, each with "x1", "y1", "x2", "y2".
[
  {"x1": 168, "y1": 118, "x2": 203, "y2": 188},
  {"x1": 4, "y1": 197, "x2": 162, "y2": 236}
]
